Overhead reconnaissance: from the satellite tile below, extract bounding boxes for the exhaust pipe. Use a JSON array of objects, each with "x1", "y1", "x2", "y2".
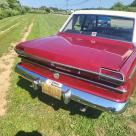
[{"x1": 31, "y1": 80, "x2": 40, "y2": 90}]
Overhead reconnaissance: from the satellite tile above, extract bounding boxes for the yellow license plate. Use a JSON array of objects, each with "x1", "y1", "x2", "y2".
[{"x1": 42, "y1": 79, "x2": 62, "y2": 100}]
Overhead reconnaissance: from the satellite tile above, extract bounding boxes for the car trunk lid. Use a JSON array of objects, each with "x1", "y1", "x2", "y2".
[{"x1": 17, "y1": 33, "x2": 134, "y2": 73}]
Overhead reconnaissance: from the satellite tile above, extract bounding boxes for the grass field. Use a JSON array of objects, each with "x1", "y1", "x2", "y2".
[
  {"x1": 0, "y1": 14, "x2": 136, "y2": 136},
  {"x1": 0, "y1": 14, "x2": 35, "y2": 57}
]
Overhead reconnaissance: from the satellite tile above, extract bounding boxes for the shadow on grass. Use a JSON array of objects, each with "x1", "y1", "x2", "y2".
[
  {"x1": 17, "y1": 77, "x2": 102, "y2": 119},
  {"x1": 15, "y1": 131, "x2": 42, "y2": 136}
]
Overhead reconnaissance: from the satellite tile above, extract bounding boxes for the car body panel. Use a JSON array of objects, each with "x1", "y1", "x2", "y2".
[
  {"x1": 16, "y1": 33, "x2": 134, "y2": 73},
  {"x1": 15, "y1": 10, "x2": 136, "y2": 113}
]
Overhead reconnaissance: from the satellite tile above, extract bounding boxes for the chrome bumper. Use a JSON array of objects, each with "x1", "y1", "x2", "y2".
[{"x1": 15, "y1": 64, "x2": 128, "y2": 113}]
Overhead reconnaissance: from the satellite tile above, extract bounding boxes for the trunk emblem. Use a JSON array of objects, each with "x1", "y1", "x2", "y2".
[
  {"x1": 53, "y1": 72, "x2": 60, "y2": 79},
  {"x1": 91, "y1": 39, "x2": 96, "y2": 44}
]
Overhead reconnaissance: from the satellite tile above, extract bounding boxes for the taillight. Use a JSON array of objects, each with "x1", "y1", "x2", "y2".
[
  {"x1": 99, "y1": 68, "x2": 124, "y2": 86},
  {"x1": 15, "y1": 44, "x2": 24, "y2": 51},
  {"x1": 15, "y1": 43, "x2": 25, "y2": 56}
]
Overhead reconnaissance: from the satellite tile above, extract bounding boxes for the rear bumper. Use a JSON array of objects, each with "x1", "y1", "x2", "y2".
[{"x1": 15, "y1": 64, "x2": 128, "y2": 113}]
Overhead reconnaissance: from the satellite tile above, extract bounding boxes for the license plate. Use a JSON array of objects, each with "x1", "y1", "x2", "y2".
[{"x1": 42, "y1": 79, "x2": 62, "y2": 100}]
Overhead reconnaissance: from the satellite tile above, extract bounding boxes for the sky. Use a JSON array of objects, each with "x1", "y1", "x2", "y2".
[{"x1": 19, "y1": 0, "x2": 134, "y2": 9}]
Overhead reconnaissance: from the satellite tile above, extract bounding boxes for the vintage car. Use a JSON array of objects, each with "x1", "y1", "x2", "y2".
[{"x1": 15, "y1": 10, "x2": 136, "y2": 113}]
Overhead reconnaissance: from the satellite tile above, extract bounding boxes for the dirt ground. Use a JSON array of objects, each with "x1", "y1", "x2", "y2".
[{"x1": 0, "y1": 22, "x2": 34, "y2": 116}]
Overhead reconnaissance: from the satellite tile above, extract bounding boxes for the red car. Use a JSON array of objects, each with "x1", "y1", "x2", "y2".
[{"x1": 15, "y1": 10, "x2": 136, "y2": 113}]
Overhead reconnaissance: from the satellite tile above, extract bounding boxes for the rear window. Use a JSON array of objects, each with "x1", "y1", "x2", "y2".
[{"x1": 63, "y1": 14, "x2": 134, "y2": 42}]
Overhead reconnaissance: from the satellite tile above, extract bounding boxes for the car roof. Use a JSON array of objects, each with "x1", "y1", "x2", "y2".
[{"x1": 73, "y1": 10, "x2": 136, "y2": 19}]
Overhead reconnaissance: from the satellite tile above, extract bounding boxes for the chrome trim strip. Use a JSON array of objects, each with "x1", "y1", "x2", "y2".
[
  {"x1": 15, "y1": 64, "x2": 128, "y2": 113},
  {"x1": 16, "y1": 49, "x2": 99, "y2": 75},
  {"x1": 99, "y1": 68, "x2": 125, "y2": 85},
  {"x1": 22, "y1": 58, "x2": 127, "y2": 93},
  {"x1": 15, "y1": 49, "x2": 126, "y2": 93},
  {"x1": 15, "y1": 49, "x2": 124, "y2": 83}
]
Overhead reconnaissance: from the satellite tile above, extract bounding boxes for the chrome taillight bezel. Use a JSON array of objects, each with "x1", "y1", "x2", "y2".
[{"x1": 99, "y1": 68, "x2": 125, "y2": 86}]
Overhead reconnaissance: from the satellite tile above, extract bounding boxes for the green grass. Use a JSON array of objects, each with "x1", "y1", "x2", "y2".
[
  {"x1": 0, "y1": 14, "x2": 35, "y2": 56},
  {"x1": 0, "y1": 16, "x2": 23, "y2": 31},
  {"x1": 28, "y1": 14, "x2": 68, "y2": 39},
  {"x1": 0, "y1": 14, "x2": 136, "y2": 136}
]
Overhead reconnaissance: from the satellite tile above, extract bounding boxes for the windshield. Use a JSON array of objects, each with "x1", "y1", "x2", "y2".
[{"x1": 62, "y1": 14, "x2": 134, "y2": 42}]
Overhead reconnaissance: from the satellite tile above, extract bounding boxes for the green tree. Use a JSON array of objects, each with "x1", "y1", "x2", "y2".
[
  {"x1": 0, "y1": 1, "x2": 9, "y2": 9},
  {"x1": 130, "y1": 0, "x2": 136, "y2": 7},
  {"x1": 45, "y1": 8, "x2": 50, "y2": 13},
  {"x1": 40, "y1": 6, "x2": 47, "y2": 10},
  {"x1": 23, "y1": 6, "x2": 31, "y2": 12},
  {"x1": 0, "y1": 0, "x2": 24, "y2": 19},
  {"x1": 111, "y1": 2, "x2": 125, "y2": 11},
  {"x1": 7, "y1": 0, "x2": 22, "y2": 11}
]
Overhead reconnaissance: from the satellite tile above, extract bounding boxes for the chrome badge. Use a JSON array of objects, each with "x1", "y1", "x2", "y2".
[{"x1": 53, "y1": 72, "x2": 60, "y2": 79}]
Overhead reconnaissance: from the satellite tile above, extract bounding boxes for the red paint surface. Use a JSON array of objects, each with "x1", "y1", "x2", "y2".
[
  {"x1": 16, "y1": 32, "x2": 136, "y2": 102},
  {"x1": 19, "y1": 61, "x2": 134, "y2": 103},
  {"x1": 16, "y1": 33, "x2": 134, "y2": 72}
]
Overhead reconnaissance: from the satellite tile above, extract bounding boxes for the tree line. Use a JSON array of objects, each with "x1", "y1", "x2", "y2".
[
  {"x1": 0, "y1": 0, "x2": 26, "y2": 19},
  {"x1": 0, "y1": 0, "x2": 136, "y2": 20},
  {"x1": 0, "y1": 0, "x2": 67, "y2": 19},
  {"x1": 111, "y1": 0, "x2": 136, "y2": 11}
]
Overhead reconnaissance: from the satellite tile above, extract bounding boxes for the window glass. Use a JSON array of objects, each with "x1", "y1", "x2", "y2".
[{"x1": 63, "y1": 14, "x2": 134, "y2": 42}]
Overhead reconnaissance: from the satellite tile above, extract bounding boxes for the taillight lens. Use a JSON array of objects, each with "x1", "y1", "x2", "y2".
[
  {"x1": 16, "y1": 44, "x2": 24, "y2": 51},
  {"x1": 99, "y1": 68, "x2": 124, "y2": 85}
]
